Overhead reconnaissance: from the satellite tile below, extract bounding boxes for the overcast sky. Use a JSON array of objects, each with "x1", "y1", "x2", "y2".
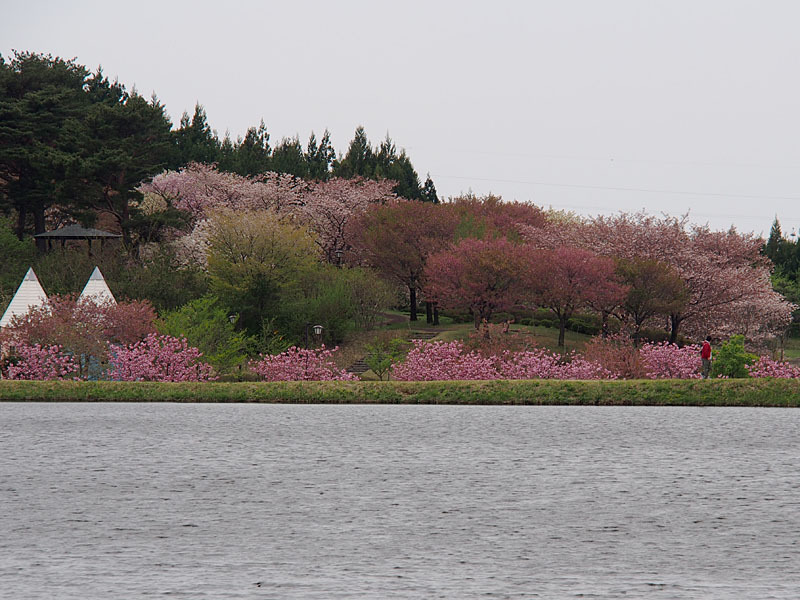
[{"x1": 4, "y1": 0, "x2": 800, "y2": 236}]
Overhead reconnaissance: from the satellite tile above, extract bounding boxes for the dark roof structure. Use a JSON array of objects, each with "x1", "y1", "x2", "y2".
[
  {"x1": 34, "y1": 225, "x2": 122, "y2": 239},
  {"x1": 34, "y1": 225, "x2": 122, "y2": 253}
]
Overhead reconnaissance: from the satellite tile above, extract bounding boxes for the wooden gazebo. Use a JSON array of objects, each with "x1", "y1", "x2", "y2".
[{"x1": 34, "y1": 225, "x2": 122, "y2": 254}]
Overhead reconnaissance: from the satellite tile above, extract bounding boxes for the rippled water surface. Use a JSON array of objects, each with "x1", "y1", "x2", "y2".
[{"x1": 1, "y1": 403, "x2": 799, "y2": 599}]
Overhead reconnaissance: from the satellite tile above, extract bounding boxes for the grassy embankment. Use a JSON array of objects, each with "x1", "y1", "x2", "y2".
[{"x1": 1, "y1": 378, "x2": 799, "y2": 406}]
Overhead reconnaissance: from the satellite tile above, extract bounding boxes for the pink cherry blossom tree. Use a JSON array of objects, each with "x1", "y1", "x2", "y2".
[
  {"x1": 524, "y1": 246, "x2": 625, "y2": 347},
  {"x1": 4, "y1": 344, "x2": 81, "y2": 380},
  {"x1": 249, "y1": 345, "x2": 358, "y2": 381},
  {"x1": 108, "y1": 334, "x2": 216, "y2": 381},
  {"x1": 424, "y1": 237, "x2": 529, "y2": 328},
  {"x1": 301, "y1": 177, "x2": 397, "y2": 263}
]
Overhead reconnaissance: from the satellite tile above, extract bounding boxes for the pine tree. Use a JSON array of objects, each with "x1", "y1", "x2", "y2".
[
  {"x1": 175, "y1": 103, "x2": 219, "y2": 165},
  {"x1": 334, "y1": 126, "x2": 374, "y2": 178},
  {"x1": 421, "y1": 174, "x2": 439, "y2": 203}
]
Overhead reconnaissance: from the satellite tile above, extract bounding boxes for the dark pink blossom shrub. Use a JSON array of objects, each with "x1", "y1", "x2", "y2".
[
  {"x1": 108, "y1": 334, "x2": 216, "y2": 382},
  {"x1": 392, "y1": 340, "x2": 612, "y2": 381},
  {"x1": 746, "y1": 356, "x2": 800, "y2": 378},
  {"x1": 249, "y1": 345, "x2": 358, "y2": 381},
  {"x1": 499, "y1": 349, "x2": 615, "y2": 380},
  {"x1": 5, "y1": 344, "x2": 80, "y2": 380},
  {"x1": 638, "y1": 342, "x2": 702, "y2": 379},
  {"x1": 391, "y1": 340, "x2": 500, "y2": 381}
]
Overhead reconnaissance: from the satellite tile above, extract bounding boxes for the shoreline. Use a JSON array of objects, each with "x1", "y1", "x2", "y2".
[{"x1": 0, "y1": 379, "x2": 798, "y2": 406}]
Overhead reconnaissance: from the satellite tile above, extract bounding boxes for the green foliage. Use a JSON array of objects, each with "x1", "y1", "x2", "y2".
[
  {"x1": 158, "y1": 296, "x2": 251, "y2": 375},
  {"x1": 278, "y1": 266, "x2": 389, "y2": 344},
  {"x1": 28, "y1": 245, "x2": 208, "y2": 311},
  {"x1": 281, "y1": 270, "x2": 356, "y2": 346},
  {"x1": 305, "y1": 130, "x2": 335, "y2": 180},
  {"x1": 421, "y1": 174, "x2": 439, "y2": 203},
  {"x1": 271, "y1": 136, "x2": 309, "y2": 178},
  {"x1": 206, "y1": 209, "x2": 319, "y2": 334},
  {"x1": 364, "y1": 337, "x2": 408, "y2": 381},
  {"x1": 250, "y1": 318, "x2": 293, "y2": 357},
  {"x1": 0, "y1": 218, "x2": 35, "y2": 309},
  {"x1": 332, "y1": 127, "x2": 424, "y2": 199},
  {"x1": 175, "y1": 103, "x2": 220, "y2": 165},
  {"x1": 711, "y1": 335, "x2": 757, "y2": 379}
]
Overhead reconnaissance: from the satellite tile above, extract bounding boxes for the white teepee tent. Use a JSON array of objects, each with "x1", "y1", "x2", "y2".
[
  {"x1": 0, "y1": 267, "x2": 49, "y2": 328},
  {"x1": 79, "y1": 266, "x2": 116, "y2": 305}
]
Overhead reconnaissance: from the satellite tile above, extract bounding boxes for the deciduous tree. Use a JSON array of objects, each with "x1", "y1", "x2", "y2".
[
  {"x1": 350, "y1": 200, "x2": 458, "y2": 321},
  {"x1": 424, "y1": 237, "x2": 528, "y2": 328}
]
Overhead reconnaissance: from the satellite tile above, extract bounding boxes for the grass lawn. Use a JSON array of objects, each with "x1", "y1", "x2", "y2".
[{"x1": 2, "y1": 378, "x2": 799, "y2": 406}]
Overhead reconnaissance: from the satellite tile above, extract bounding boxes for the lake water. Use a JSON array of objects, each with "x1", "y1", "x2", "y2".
[{"x1": 1, "y1": 403, "x2": 798, "y2": 599}]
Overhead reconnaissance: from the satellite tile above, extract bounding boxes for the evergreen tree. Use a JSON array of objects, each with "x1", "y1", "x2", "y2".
[
  {"x1": 67, "y1": 84, "x2": 175, "y2": 247},
  {"x1": 0, "y1": 51, "x2": 92, "y2": 247},
  {"x1": 305, "y1": 129, "x2": 335, "y2": 180},
  {"x1": 421, "y1": 174, "x2": 439, "y2": 203},
  {"x1": 765, "y1": 216, "x2": 782, "y2": 263},
  {"x1": 175, "y1": 103, "x2": 219, "y2": 166},
  {"x1": 334, "y1": 126, "x2": 374, "y2": 178},
  {"x1": 271, "y1": 136, "x2": 308, "y2": 178},
  {"x1": 230, "y1": 120, "x2": 270, "y2": 176},
  {"x1": 217, "y1": 133, "x2": 236, "y2": 172}
]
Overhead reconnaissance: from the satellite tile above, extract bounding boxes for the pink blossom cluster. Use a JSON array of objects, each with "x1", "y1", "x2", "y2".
[
  {"x1": 638, "y1": 342, "x2": 702, "y2": 379},
  {"x1": 249, "y1": 345, "x2": 358, "y2": 381},
  {"x1": 5, "y1": 344, "x2": 80, "y2": 380},
  {"x1": 746, "y1": 356, "x2": 800, "y2": 379},
  {"x1": 499, "y1": 349, "x2": 616, "y2": 380},
  {"x1": 391, "y1": 340, "x2": 500, "y2": 381},
  {"x1": 391, "y1": 340, "x2": 613, "y2": 381},
  {"x1": 108, "y1": 334, "x2": 216, "y2": 382}
]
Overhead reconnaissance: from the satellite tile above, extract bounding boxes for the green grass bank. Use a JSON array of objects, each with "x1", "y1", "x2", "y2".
[{"x1": 1, "y1": 379, "x2": 799, "y2": 406}]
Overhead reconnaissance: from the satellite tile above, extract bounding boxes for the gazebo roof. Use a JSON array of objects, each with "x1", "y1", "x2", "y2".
[{"x1": 34, "y1": 225, "x2": 122, "y2": 239}]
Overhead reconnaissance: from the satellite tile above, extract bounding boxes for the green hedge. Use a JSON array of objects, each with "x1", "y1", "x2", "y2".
[{"x1": 1, "y1": 379, "x2": 799, "y2": 406}]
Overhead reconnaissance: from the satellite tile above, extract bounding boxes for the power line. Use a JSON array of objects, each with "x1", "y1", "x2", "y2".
[{"x1": 432, "y1": 173, "x2": 800, "y2": 202}]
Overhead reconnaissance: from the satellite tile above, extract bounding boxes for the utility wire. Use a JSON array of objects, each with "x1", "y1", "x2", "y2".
[{"x1": 432, "y1": 173, "x2": 800, "y2": 202}]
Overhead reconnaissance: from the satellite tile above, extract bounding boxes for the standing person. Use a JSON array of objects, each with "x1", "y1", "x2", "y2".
[{"x1": 701, "y1": 336, "x2": 712, "y2": 379}]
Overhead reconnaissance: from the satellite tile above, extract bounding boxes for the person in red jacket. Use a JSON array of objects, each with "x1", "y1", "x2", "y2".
[{"x1": 700, "y1": 336, "x2": 712, "y2": 379}]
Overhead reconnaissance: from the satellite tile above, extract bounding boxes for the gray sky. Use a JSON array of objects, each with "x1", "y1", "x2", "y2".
[{"x1": 4, "y1": 0, "x2": 800, "y2": 236}]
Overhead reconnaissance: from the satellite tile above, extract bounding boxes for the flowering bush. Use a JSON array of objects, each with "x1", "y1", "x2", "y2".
[
  {"x1": 746, "y1": 356, "x2": 800, "y2": 379},
  {"x1": 392, "y1": 340, "x2": 499, "y2": 381},
  {"x1": 639, "y1": 342, "x2": 702, "y2": 379},
  {"x1": 392, "y1": 340, "x2": 613, "y2": 381},
  {"x1": 4, "y1": 344, "x2": 80, "y2": 380},
  {"x1": 249, "y1": 345, "x2": 357, "y2": 381},
  {"x1": 108, "y1": 334, "x2": 216, "y2": 382},
  {"x1": 498, "y1": 348, "x2": 615, "y2": 380},
  {"x1": 1, "y1": 294, "x2": 158, "y2": 378}
]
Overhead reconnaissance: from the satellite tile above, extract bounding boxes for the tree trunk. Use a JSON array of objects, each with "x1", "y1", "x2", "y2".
[
  {"x1": 601, "y1": 311, "x2": 610, "y2": 338},
  {"x1": 433, "y1": 305, "x2": 440, "y2": 326},
  {"x1": 15, "y1": 206, "x2": 27, "y2": 240},
  {"x1": 669, "y1": 314, "x2": 681, "y2": 344},
  {"x1": 33, "y1": 206, "x2": 47, "y2": 252},
  {"x1": 558, "y1": 316, "x2": 567, "y2": 348},
  {"x1": 425, "y1": 302, "x2": 433, "y2": 324},
  {"x1": 409, "y1": 286, "x2": 417, "y2": 321}
]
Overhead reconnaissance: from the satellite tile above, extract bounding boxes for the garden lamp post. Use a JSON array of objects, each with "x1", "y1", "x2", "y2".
[{"x1": 305, "y1": 323, "x2": 324, "y2": 348}]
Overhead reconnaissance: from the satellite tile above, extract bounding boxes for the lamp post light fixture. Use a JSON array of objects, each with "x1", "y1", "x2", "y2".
[
  {"x1": 305, "y1": 323, "x2": 324, "y2": 348},
  {"x1": 335, "y1": 248, "x2": 343, "y2": 266}
]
